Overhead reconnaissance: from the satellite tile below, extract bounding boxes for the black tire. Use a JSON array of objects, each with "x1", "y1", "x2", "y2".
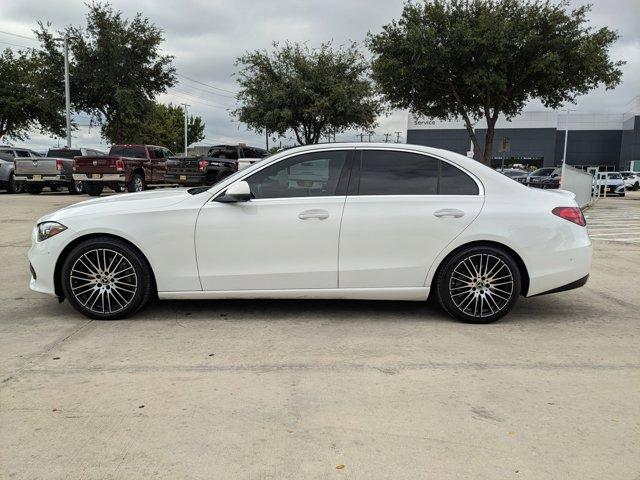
[
  {"x1": 216, "y1": 170, "x2": 232, "y2": 183},
  {"x1": 7, "y1": 173, "x2": 23, "y2": 194},
  {"x1": 83, "y1": 182, "x2": 104, "y2": 196},
  {"x1": 61, "y1": 237, "x2": 154, "y2": 320},
  {"x1": 68, "y1": 180, "x2": 84, "y2": 195},
  {"x1": 633, "y1": 182, "x2": 639, "y2": 191},
  {"x1": 49, "y1": 184, "x2": 62, "y2": 193},
  {"x1": 127, "y1": 173, "x2": 145, "y2": 192},
  {"x1": 27, "y1": 184, "x2": 43, "y2": 195},
  {"x1": 436, "y1": 246, "x2": 521, "y2": 324},
  {"x1": 112, "y1": 184, "x2": 126, "y2": 193}
]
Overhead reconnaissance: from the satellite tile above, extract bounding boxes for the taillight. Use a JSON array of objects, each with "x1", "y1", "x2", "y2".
[
  {"x1": 552, "y1": 207, "x2": 586, "y2": 227},
  {"x1": 55, "y1": 160, "x2": 63, "y2": 172},
  {"x1": 115, "y1": 159, "x2": 125, "y2": 172},
  {"x1": 198, "y1": 160, "x2": 208, "y2": 172},
  {"x1": 72, "y1": 160, "x2": 77, "y2": 172}
]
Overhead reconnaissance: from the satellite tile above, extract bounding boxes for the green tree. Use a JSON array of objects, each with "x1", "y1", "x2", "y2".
[
  {"x1": 36, "y1": 2, "x2": 176, "y2": 144},
  {"x1": 0, "y1": 46, "x2": 66, "y2": 141},
  {"x1": 102, "y1": 102, "x2": 205, "y2": 153},
  {"x1": 233, "y1": 42, "x2": 381, "y2": 145},
  {"x1": 368, "y1": 0, "x2": 623, "y2": 165}
]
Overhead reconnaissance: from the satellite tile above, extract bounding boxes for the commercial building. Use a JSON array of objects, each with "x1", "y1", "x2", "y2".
[{"x1": 407, "y1": 97, "x2": 640, "y2": 171}]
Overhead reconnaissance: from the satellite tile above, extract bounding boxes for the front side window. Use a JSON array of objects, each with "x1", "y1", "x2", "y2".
[
  {"x1": 246, "y1": 151, "x2": 349, "y2": 199},
  {"x1": 358, "y1": 151, "x2": 479, "y2": 196}
]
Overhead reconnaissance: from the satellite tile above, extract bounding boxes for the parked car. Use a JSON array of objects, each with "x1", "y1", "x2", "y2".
[
  {"x1": 594, "y1": 172, "x2": 626, "y2": 197},
  {"x1": 621, "y1": 171, "x2": 639, "y2": 191},
  {"x1": 0, "y1": 146, "x2": 41, "y2": 193},
  {"x1": 165, "y1": 145, "x2": 269, "y2": 187},
  {"x1": 525, "y1": 167, "x2": 561, "y2": 189},
  {"x1": 73, "y1": 144, "x2": 173, "y2": 196},
  {"x1": 497, "y1": 168, "x2": 528, "y2": 182},
  {"x1": 14, "y1": 147, "x2": 104, "y2": 195},
  {"x1": 28, "y1": 143, "x2": 591, "y2": 324}
]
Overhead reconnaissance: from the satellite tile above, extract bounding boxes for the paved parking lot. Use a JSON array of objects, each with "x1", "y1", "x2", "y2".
[
  {"x1": 1, "y1": 191, "x2": 639, "y2": 479},
  {"x1": 586, "y1": 193, "x2": 640, "y2": 244}
]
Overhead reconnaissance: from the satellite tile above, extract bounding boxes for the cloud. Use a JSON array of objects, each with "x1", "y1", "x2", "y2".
[{"x1": 1, "y1": 0, "x2": 638, "y2": 150}]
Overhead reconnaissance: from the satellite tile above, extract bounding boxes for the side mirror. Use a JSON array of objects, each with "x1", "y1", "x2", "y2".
[{"x1": 216, "y1": 180, "x2": 251, "y2": 203}]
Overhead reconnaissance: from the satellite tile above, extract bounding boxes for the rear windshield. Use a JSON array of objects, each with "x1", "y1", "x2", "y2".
[
  {"x1": 47, "y1": 149, "x2": 82, "y2": 159},
  {"x1": 109, "y1": 145, "x2": 146, "y2": 158}
]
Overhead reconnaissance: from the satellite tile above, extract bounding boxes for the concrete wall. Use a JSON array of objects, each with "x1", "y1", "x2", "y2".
[
  {"x1": 620, "y1": 116, "x2": 640, "y2": 169},
  {"x1": 554, "y1": 130, "x2": 623, "y2": 168}
]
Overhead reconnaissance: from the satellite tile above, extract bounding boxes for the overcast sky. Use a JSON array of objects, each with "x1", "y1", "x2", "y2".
[{"x1": 1, "y1": 0, "x2": 639, "y2": 152}]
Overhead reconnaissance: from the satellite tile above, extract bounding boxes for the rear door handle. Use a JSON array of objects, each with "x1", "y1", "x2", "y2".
[
  {"x1": 434, "y1": 208, "x2": 465, "y2": 218},
  {"x1": 298, "y1": 209, "x2": 329, "y2": 220}
]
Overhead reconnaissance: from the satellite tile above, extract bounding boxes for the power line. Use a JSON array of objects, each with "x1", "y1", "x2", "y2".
[
  {"x1": 165, "y1": 88, "x2": 230, "y2": 110},
  {"x1": 175, "y1": 80, "x2": 237, "y2": 100},
  {"x1": 176, "y1": 73, "x2": 238, "y2": 94},
  {"x1": 0, "y1": 40, "x2": 38, "y2": 50},
  {"x1": 0, "y1": 30, "x2": 38, "y2": 41}
]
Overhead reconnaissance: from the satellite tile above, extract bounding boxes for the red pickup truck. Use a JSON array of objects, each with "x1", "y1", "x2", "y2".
[{"x1": 73, "y1": 144, "x2": 174, "y2": 196}]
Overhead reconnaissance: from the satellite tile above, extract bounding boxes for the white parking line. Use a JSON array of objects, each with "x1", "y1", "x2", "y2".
[{"x1": 585, "y1": 199, "x2": 640, "y2": 244}]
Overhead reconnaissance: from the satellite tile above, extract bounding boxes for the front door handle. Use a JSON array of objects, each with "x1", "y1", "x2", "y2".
[
  {"x1": 298, "y1": 209, "x2": 329, "y2": 220},
  {"x1": 434, "y1": 208, "x2": 465, "y2": 218}
]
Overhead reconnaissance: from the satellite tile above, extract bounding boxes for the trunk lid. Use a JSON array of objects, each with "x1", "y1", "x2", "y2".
[
  {"x1": 14, "y1": 157, "x2": 61, "y2": 175},
  {"x1": 167, "y1": 156, "x2": 201, "y2": 175},
  {"x1": 74, "y1": 156, "x2": 121, "y2": 174}
]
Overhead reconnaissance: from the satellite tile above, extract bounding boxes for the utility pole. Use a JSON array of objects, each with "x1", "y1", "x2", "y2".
[
  {"x1": 265, "y1": 130, "x2": 269, "y2": 150},
  {"x1": 395, "y1": 131, "x2": 402, "y2": 143},
  {"x1": 181, "y1": 103, "x2": 189, "y2": 156},
  {"x1": 62, "y1": 35, "x2": 71, "y2": 148},
  {"x1": 384, "y1": 133, "x2": 391, "y2": 143},
  {"x1": 367, "y1": 131, "x2": 374, "y2": 142},
  {"x1": 358, "y1": 132, "x2": 365, "y2": 142}
]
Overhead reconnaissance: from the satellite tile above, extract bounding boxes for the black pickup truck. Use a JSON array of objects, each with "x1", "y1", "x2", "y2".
[{"x1": 165, "y1": 144, "x2": 269, "y2": 186}]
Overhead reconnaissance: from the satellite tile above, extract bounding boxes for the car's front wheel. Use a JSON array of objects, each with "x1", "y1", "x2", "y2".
[
  {"x1": 7, "y1": 173, "x2": 23, "y2": 194},
  {"x1": 61, "y1": 237, "x2": 153, "y2": 320},
  {"x1": 436, "y1": 246, "x2": 521, "y2": 323}
]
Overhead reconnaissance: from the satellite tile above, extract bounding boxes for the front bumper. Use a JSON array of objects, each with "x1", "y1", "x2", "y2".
[
  {"x1": 73, "y1": 173, "x2": 126, "y2": 182},
  {"x1": 27, "y1": 226, "x2": 74, "y2": 297},
  {"x1": 14, "y1": 174, "x2": 67, "y2": 183}
]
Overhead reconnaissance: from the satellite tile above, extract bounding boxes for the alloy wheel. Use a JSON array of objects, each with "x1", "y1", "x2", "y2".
[
  {"x1": 448, "y1": 254, "x2": 514, "y2": 319},
  {"x1": 134, "y1": 177, "x2": 143, "y2": 191},
  {"x1": 69, "y1": 248, "x2": 138, "y2": 315}
]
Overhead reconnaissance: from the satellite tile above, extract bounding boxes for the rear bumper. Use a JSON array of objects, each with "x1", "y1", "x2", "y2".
[
  {"x1": 525, "y1": 241, "x2": 592, "y2": 297},
  {"x1": 14, "y1": 174, "x2": 68, "y2": 183},
  {"x1": 73, "y1": 173, "x2": 126, "y2": 182},
  {"x1": 165, "y1": 173, "x2": 207, "y2": 185},
  {"x1": 529, "y1": 274, "x2": 589, "y2": 297}
]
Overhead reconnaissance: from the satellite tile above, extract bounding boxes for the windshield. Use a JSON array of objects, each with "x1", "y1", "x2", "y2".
[
  {"x1": 503, "y1": 170, "x2": 526, "y2": 178},
  {"x1": 47, "y1": 149, "x2": 82, "y2": 159},
  {"x1": 529, "y1": 168, "x2": 555, "y2": 177}
]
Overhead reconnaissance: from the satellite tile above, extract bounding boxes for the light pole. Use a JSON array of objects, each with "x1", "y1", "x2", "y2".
[
  {"x1": 560, "y1": 108, "x2": 575, "y2": 188},
  {"x1": 53, "y1": 34, "x2": 73, "y2": 147},
  {"x1": 181, "y1": 103, "x2": 189, "y2": 156}
]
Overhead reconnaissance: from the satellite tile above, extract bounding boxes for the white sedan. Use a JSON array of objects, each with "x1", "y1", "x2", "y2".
[{"x1": 28, "y1": 143, "x2": 592, "y2": 323}]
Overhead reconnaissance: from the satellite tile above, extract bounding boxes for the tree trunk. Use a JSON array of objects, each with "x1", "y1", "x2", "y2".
[{"x1": 482, "y1": 124, "x2": 495, "y2": 166}]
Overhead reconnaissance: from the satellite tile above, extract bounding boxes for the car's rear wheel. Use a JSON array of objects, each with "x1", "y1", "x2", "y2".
[
  {"x1": 633, "y1": 182, "x2": 639, "y2": 191},
  {"x1": 68, "y1": 180, "x2": 84, "y2": 194},
  {"x1": 436, "y1": 246, "x2": 521, "y2": 323},
  {"x1": 7, "y1": 173, "x2": 23, "y2": 194},
  {"x1": 61, "y1": 237, "x2": 153, "y2": 320},
  {"x1": 26, "y1": 184, "x2": 43, "y2": 195},
  {"x1": 127, "y1": 173, "x2": 145, "y2": 192},
  {"x1": 49, "y1": 184, "x2": 62, "y2": 192},
  {"x1": 83, "y1": 182, "x2": 103, "y2": 196}
]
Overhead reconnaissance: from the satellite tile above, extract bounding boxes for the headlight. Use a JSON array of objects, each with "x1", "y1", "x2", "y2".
[{"x1": 37, "y1": 222, "x2": 67, "y2": 242}]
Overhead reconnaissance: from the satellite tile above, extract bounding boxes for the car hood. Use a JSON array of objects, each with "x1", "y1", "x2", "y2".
[{"x1": 38, "y1": 188, "x2": 197, "y2": 223}]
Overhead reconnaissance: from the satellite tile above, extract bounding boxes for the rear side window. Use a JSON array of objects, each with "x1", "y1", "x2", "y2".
[
  {"x1": 440, "y1": 161, "x2": 479, "y2": 195},
  {"x1": 357, "y1": 151, "x2": 478, "y2": 196},
  {"x1": 15, "y1": 150, "x2": 31, "y2": 157},
  {"x1": 47, "y1": 149, "x2": 82, "y2": 159},
  {"x1": 109, "y1": 146, "x2": 146, "y2": 158}
]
